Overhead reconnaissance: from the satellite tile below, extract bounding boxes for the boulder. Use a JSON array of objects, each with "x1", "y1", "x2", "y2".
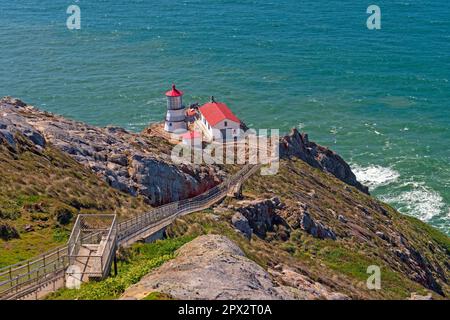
[
  {"x1": 299, "y1": 211, "x2": 336, "y2": 240},
  {"x1": 22, "y1": 128, "x2": 46, "y2": 148},
  {"x1": 338, "y1": 214, "x2": 348, "y2": 223},
  {"x1": 120, "y1": 235, "x2": 295, "y2": 300},
  {"x1": 0, "y1": 129, "x2": 16, "y2": 149},
  {"x1": 24, "y1": 224, "x2": 34, "y2": 233},
  {"x1": 408, "y1": 292, "x2": 432, "y2": 300},
  {"x1": 235, "y1": 197, "x2": 288, "y2": 239},
  {"x1": 268, "y1": 265, "x2": 351, "y2": 300},
  {"x1": 376, "y1": 231, "x2": 389, "y2": 241},
  {"x1": 231, "y1": 212, "x2": 252, "y2": 239}
]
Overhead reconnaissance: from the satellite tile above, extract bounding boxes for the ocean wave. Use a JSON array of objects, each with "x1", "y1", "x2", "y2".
[
  {"x1": 380, "y1": 183, "x2": 445, "y2": 222},
  {"x1": 351, "y1": 164, "x2": 400, "y2": 189}
]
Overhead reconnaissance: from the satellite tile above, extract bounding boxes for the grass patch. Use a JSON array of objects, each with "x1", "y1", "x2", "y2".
[
  {"x1": 52, "y1": 228, "x2": 70, "y2": 243},
  {"x1": 290, "y1": 235, "x2": 427, "y2": 299},
  {"x1": 0, "y1": 143, "x2": 152, "y2": 267},
  {"x1": 402, "y1": 215, "x2": 450, "y2": 254},
  {"x1": 46, "y1": 236, "x2": 195, "y2": 300},
  {"x1": 143, "y1": 292, "x2": 173, "y2": 300}
]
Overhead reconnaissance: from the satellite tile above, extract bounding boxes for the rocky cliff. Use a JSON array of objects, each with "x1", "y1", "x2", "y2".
[
  {"x1": 161, "y1": 155, "x2": 449, "y2": 299},
  {"x1": 280, "y1": 128, "x2": 369, "y2": 194},
  {"x1": 0, "y1": 97, "x2": 224, "y2": 206},
  {"x1": 1, "y1": 97, "x2": 369, "y2": 206},
  {"x1": 121, "y1": 234, "x2": 348, "y2": 300},
  {"x1": 1, "y1": 97, "x2": 448, "y2": 300}
]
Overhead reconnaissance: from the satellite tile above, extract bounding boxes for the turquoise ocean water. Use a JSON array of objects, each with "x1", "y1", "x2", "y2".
[{"x1": 1, "y1": 1, "x2": 449, "y2": 234}]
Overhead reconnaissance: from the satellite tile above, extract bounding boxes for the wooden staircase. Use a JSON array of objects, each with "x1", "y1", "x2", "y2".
[{"x1": 0, "y1": 164, "x2": 262, "y2": 300}]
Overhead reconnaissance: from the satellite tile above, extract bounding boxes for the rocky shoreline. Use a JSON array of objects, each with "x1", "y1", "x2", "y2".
[
  {"x1": 1, "y1": 96, "x2": 448, "y2": 300},
  {"x1": 0, "y1": 96, "x2": 368, "y2": 203}
]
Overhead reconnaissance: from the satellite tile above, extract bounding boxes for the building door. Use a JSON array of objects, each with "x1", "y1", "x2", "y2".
[{"x1": 220, "y1": 129, "x2": 227, "y2": 141}]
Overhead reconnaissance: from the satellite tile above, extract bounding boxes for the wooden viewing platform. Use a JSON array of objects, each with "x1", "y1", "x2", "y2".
[{"x1": 0, "y1": 164, "x2": 262, "y2": 300}]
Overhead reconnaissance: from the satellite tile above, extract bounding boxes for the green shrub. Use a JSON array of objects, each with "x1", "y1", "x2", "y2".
[
  {"x1": 30, "y1": 212, "x2": 49, "y2": 221},
  {"x1": 68, "y1": 197, "x2": 102, "y2": 210},
  {"x1": 0, "y1": 208, "x2": 20, "y2": 220},
  {"x1": 0, "y1": 197, "x2": 21, "y2": 220},
  {"x1": 280, "y1": 242, "x2": 296, "y2": 254},
  {"x1": 47, "y1": 236, "x2": 195, "y2": 300},
  {"x1": 52, "y1": 204, "x2": 76, "y2": 225},
  {"x1": 0, "y1": 222, "x2": 20, "y2": 240},
  {"x1": 52, "y1": 228, "x2": 70, "y2": 242}
]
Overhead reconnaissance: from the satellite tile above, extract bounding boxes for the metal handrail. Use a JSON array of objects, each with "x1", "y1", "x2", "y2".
[{"x1": 0, "y1": 164, "x2": 261, "y2": 300}]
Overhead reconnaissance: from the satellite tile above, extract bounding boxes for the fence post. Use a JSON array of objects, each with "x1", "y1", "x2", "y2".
[{"x1": 113, "y1": 253, "x2": 118, "y2": 277}]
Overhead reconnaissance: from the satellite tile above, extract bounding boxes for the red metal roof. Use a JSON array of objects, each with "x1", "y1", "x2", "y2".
[
  {"x1": 199, "y1": 102, "x2": 240, "y2": 126},
  {"x1": 165, "y1": 84, "x2": 183, "y2": 97},
  {"x1": 181, "y1": 131, "x2": 201, "y2": 139}
]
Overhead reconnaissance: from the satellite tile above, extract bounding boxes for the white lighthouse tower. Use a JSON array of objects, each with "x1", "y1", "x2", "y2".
[{"x1": 164, "y1": 84, "x2": 187, "y2": 133}]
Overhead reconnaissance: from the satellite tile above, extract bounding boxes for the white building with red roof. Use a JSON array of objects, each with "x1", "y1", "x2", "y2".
[{"x1": 197, "y1": 97, "x2": 241, "y2": 141}]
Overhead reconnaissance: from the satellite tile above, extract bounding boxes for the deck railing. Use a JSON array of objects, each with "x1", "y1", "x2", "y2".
[
  {"x1": 67, "y1": 214, "x2": 118, "y2": 280},
  {"x1": 0, "y1": 164, "x2": 260, "y2": 300}
]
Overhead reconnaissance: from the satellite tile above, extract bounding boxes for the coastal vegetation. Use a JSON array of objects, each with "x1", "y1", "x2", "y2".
[
  {"x1": 1, "y1": 97, "x2": 448, "y2": 300},
  {"x1": 80, "y1": 156, "x2": 448, "y2": 300},
  {"x1": 46, "y1": 236, "x2": 193, "y2": 300},
  {"x1": 0, "y1": 135, "x2": 151, "y2": 267}
]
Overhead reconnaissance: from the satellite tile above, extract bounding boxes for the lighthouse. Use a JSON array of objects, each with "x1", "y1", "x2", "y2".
[{"x1": 164, "y1": 84, "x2": 187, "y2": 133}]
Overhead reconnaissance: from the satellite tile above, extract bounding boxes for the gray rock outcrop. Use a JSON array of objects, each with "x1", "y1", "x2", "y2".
[
  {"x1": 0, "y1": 97, "x2": 223, "y2": 205},
  {"x1": 292, "y1": 203, "x2": 336, "y2": 240},
  {"x1": 120, "y1": 235, "x2": 295, "y2": 300},
  {"x1": 234, "y1": 197, "x2": 288, "y2": 239},
  {"x1": 121, "y1": 235, "x2": 349, "y2": 300},
  {"x1": 268, "y1": 265, "x2": 350, "y2": 300},
  {"x1": 231, "y1": 212, "x2": 252, "y2": 239},
  {"x1": 408, "y1": 292, "x2": 432, "y2": 300},
  {"x1": 280, "y1": 128, "x2": 369, "y2": 194}
]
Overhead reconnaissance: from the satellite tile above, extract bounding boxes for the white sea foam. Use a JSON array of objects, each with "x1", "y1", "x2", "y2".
[
  {"x1": 381, "y1": 183, "x2": 445, "y2": 221},
  {"x1": 351, "y1": 165, "x2": 400, "y2": 189}
]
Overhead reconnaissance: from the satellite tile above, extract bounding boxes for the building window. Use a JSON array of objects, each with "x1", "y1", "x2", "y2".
[
  {"x1": 224, "y1": 121, "x2": 227, "y2": 127},
  {"x1": 208, "y1": 124, "x2": 210, "y2": 129},
  {"x1": 169, "y1": 123, "x2": 172, "y2": 127}
]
